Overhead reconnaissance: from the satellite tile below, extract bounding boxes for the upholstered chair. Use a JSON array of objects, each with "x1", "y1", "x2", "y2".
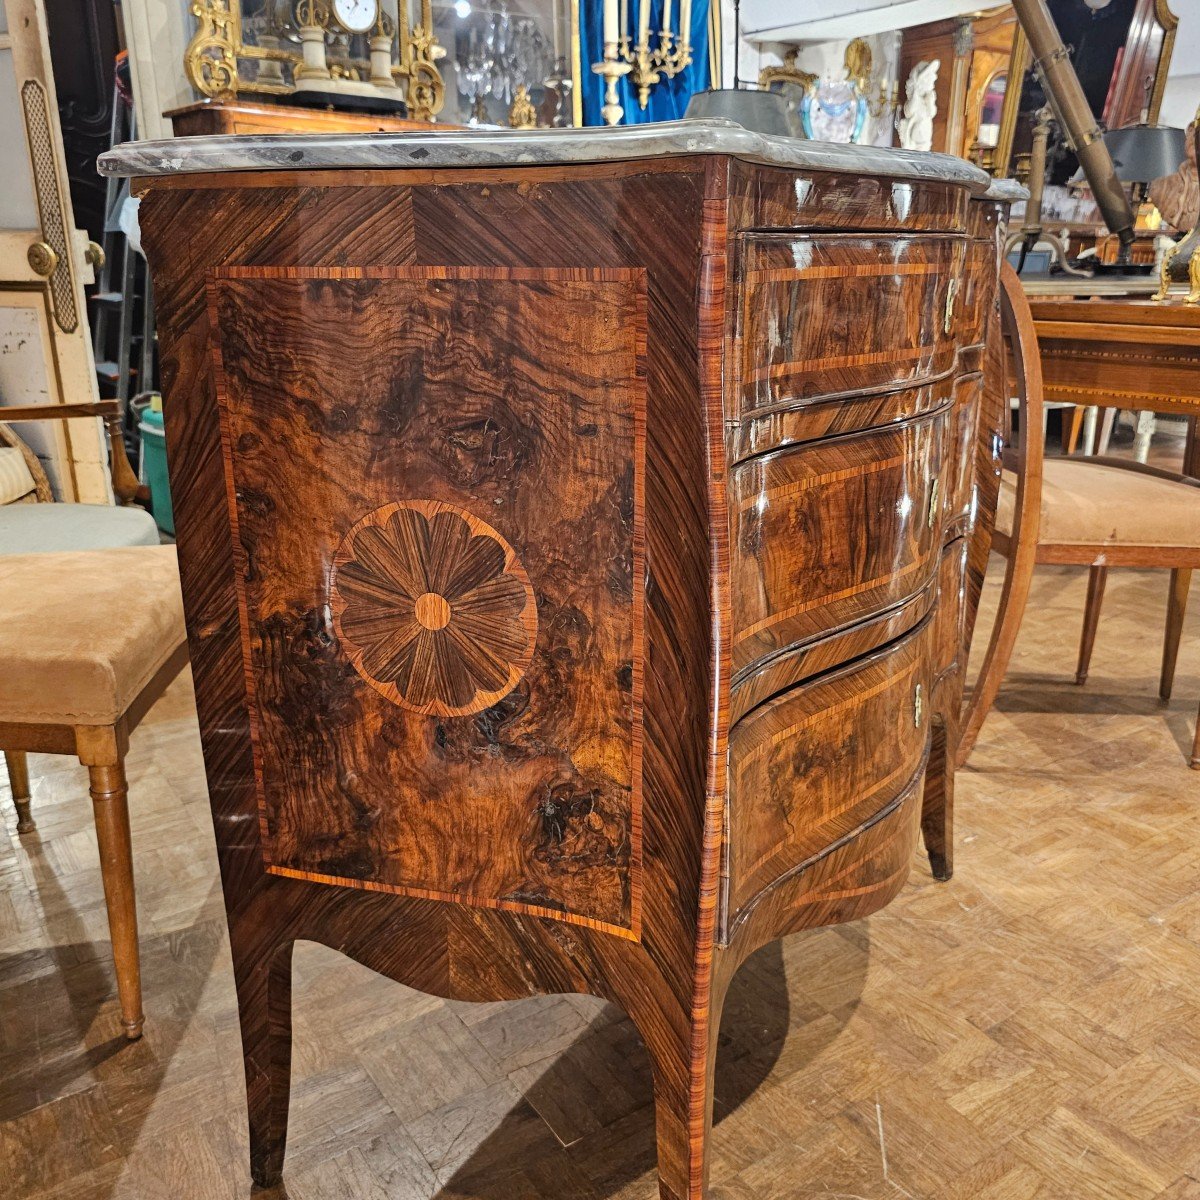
[
  {"x1": 1, "y1": 402, "x2": 188, "y2": 1037},
  {"x1": 967, "y1": 418, "x2": 1200, "y2": 767}
]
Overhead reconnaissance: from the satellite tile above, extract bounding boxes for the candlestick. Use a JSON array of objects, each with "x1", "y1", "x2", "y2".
[
  {"x1": 592, "y1": 52, "x2": 632, "y2": 126},
  {"x1": 604, "y1": 0, "x2": 618, "y2": 46},
  {"x1": 637, "y1": 0, "x2": 650, "y2": 46}
]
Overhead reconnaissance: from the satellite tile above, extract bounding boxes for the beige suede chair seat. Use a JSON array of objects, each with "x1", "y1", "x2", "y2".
[
  {"x1": 0, "y1": 547, "x2": 185, "y2": 725},
  {"x1": 0, "y1": 546, "x2": 189, "y2": 1038},
  {"x1": 997, "y1": 458, "x2": 1200, "y2": 548}
]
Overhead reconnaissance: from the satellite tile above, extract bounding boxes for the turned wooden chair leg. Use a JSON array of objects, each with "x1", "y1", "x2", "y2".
[
  {"x1": 1076, "y1": 563, "x2": 1108, "y2": 685},
  {"x1": 921, "y1": 716, "x2": 954, "y2": 881},
  {"x1": 87, "y1": 759, "x2": 144, "y2": 1039},
  {"x1": 1161, "y1": 568, "x2": 1192, "y2": 702},
  {"x1": 1066, "y1": 405, "x2": 1084, "y2": 454},
  {"x1": 4, "y1": 750, "x2": 33, "y2": 833}
]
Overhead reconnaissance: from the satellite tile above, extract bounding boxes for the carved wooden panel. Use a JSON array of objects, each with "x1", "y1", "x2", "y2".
[
  {"x1": 207, "y1": 264, "x2": 647, "y2": 938},
  {"x1": 725, "y1": 618, "x2": 933, "y2": 934},
  {"x1": 736, "y1": 235, "x2": 962, "y2": 417},
  {"x1": 730, "y1": 409, "x2": 948, "y2": 675}
]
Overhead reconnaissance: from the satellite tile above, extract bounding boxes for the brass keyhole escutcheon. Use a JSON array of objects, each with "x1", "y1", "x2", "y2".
[
  {"x1": 944, "y1": 277, "x2": 959, "y2": 334},
  {"x1": 927, "y1": 478, "x2": 941, "y2": 529},
  {"x1": 914, "y1": 682, "x2": 924, "y2": 728},
  {"x1": 27, "y1": 241, "x2": 58, "y2": 277}
]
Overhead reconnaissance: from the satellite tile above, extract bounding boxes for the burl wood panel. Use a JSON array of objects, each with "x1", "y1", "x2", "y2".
[
  {"x1": 730, "y1": 409, "x2": 947, "y2": 675},
  {"x1": 736, "y1": 234, "x2": 962, "y2": 417},
  {"x1": 725, "y1": 618, "x2": 932, "y2": 935},
  {"x1": 209, "y1": 265, "x2": 646, "y2": 936}
]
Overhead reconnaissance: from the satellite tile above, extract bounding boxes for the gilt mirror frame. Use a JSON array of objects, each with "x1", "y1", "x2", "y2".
[{"x1": 184, "y1": 0, "x2": 449, "y2": 119}]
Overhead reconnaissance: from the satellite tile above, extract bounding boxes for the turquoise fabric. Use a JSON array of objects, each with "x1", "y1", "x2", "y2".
[
  {"x1": 581, "y1": 0, "x2": 712, "y2": 126},
  {"x1": 0, "y1": 503, "x2": 160, "y2": 555}
]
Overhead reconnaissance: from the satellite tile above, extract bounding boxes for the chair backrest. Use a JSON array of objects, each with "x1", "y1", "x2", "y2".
[
  {"x1": 0, "y1": 424, "x2": 51, "y2": 504},
  {"x1": 958, "y1": 261, "x2": 1045, "y2": 763}
]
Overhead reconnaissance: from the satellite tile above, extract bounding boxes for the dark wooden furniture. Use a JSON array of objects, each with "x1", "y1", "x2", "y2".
[
  {"x1": 111, "y1": 125, "x2": 1011, "y2": 1198},
  {"x1": 966, "y1": 294, "x2": 1200, "y2": 768}
]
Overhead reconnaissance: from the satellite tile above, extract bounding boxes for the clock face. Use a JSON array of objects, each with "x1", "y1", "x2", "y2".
[{"x1": 332, "y1": 0, "x2": 377, "y2": 33}]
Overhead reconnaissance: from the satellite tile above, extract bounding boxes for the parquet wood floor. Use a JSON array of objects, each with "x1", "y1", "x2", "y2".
[{"x1": 4, "y1": 424, "x2": 1200, "y2": 1199}]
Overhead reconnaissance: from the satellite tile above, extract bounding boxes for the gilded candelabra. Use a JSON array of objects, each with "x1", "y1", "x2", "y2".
[{"x1": 593, "y1": 0, "x2": 693, "y2": 126}]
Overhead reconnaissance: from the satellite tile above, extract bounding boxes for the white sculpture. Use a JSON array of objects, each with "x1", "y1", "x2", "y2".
[{"x1": 898, "y1": 59, "x2": 939, "y2": 152}]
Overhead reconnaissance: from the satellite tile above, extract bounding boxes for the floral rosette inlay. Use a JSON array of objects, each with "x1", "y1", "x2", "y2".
[{"x1": 331, "y1": 500, "x2": 537, "y2": 716}]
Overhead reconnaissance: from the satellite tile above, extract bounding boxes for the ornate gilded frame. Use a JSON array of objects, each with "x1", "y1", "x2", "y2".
[
  {"x1": 994, "y1": 0, "x2": 1179, "y2": 177},
  {"x1": 187, "y1": 0, "x2": 720, "y2": 128},
  {"x1": 184, "y1": 0, "x2": 446, "y2": 119}
]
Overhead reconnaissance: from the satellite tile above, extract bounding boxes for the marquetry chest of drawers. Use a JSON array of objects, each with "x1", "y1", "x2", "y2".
[{"x1": 103, "y1": 122, "x2": 1008, "y2": 1199}]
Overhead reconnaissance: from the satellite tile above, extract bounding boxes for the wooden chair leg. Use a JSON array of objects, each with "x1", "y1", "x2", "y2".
[
  {"x1": 87, "y1": 760, "x2": 144, "y2": 1039},
  {"x1": 1076, "y1": 564, "x2": 1108, "y2": 685},
  {"x1": 4, "y1": 751, "x2": 33, "y2": 833},
  {"x1": 1066, "y1": 405, "x2": 1085, "y2": 454},
  {"x1": 1161, "y1": 568, "x2": 1192, "y2": 702},
  {"x1": 921, "y1": 715, "x2": 954, "y2": 880}
]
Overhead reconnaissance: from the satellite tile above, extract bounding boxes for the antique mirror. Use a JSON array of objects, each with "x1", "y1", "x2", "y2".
[{"x1": 994, "y1": 0, "x2": 1178, "y2": 180}]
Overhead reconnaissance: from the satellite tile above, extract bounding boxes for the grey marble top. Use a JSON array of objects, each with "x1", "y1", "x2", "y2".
[
  {"x1": 99, "y1": 118, "x2": 993, "y2": 193},
  {"x1": 982, "y1": 178, "x2": 1030, "y2": 203}
]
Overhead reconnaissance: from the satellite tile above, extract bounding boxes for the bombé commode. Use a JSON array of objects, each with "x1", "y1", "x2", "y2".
[{"x1": 100, "y1": 120, "x2": 1015, "y2": 1198}]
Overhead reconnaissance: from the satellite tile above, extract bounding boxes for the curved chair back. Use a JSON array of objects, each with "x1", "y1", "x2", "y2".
[{"x1": 958, "y1": 261, "x2": 1045, "y2": 764}]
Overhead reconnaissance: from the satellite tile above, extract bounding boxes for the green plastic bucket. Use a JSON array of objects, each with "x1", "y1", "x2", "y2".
[{"x1": 138, "y1": 396, "x2": 174, "y2": 535}]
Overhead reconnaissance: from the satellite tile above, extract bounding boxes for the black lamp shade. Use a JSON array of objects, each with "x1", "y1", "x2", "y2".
[{"x1": 1103, "y1": 124, "x2": 1187, "y2": 183}]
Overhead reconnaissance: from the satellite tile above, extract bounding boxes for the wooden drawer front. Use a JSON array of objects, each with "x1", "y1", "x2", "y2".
[
  {"x1": 955, "y1": 240, "x2": 998, "y2": 348},
  {"x1": 737, "y1": 234, "x2": 961, "y2": 416},
  {"x1": 933, "y1": 538, "x2": 968, "y2": 683},
  {"x1": 726, "y1": 619, "x2": 933, "y2": 929},
  {"x1": 731, "y1": 409, "x2": 947, "y2": 675},
  {"x1": 945, "y1": 372, "x2": 983, "y2": 540}
]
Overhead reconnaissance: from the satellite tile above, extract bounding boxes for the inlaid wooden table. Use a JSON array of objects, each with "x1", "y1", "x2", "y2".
[
  {"x1": 1026, "y1": 293, "x2": 1200, "y2": 474},
  {"x1": 101, "y1": 122, "x2": 1013, "y2": 1199}
]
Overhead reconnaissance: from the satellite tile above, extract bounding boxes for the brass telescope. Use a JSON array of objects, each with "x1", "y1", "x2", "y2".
[{"x1": 1009, "y1": 0, "x2": 1136, "y2": 255}]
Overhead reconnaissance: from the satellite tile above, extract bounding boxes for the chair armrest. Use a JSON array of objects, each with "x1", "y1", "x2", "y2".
[
  {"x1": 1, "y1": 401, "x2": 141, "y2": 505},
  {"x1": 0, "y1": 401, "x2": 120, "y2": 422},
  {"x1": 1086, "y1": 456, "x2": 1200, "y2": 488}
]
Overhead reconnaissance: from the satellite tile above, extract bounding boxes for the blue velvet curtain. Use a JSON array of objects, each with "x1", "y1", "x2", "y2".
[{"x1": 581, "y1": 1, "x2": 713, "y2": 126}]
